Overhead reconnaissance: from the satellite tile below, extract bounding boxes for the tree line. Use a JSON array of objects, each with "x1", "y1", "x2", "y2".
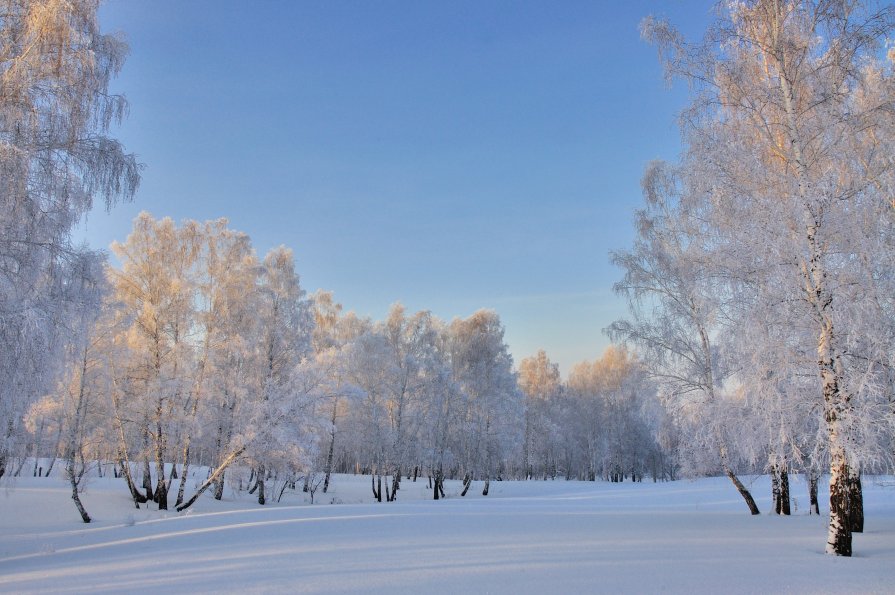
[{"x1": 14, "y1": 211, "x2": 672, "y2": 513}]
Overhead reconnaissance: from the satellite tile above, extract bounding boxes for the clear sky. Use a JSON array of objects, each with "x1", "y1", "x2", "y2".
[{"x1": 83, "y1": 1, "x2": 713, "y2": 376}]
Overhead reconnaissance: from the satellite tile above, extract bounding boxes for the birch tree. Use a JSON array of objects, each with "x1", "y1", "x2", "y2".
[
  {"x1": 609, "y1": 161, "x2": 760, "y2": 514},
  {"x1": 518, "y1": 350, "x2": 562, "y2": 480},
  {"x1": 109, "y1": 214, "x2": 200, "y2": 509},
  {"x1": 0, "y1": 0, "x2": 139, "y2": 478},
  {"x1": 641, "y1": 0, "x2": 895, "y2": 555},
  {"x1": 448, "y1": 310, "x2": 522, "y2": 496},
  {"x1": 243, "y1": 246, "x2": 315, "y2": 505}
]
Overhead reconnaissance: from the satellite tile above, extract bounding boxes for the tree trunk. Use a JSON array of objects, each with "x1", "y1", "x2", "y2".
[
  {"x1": 141, "y1": 423, "x2": 154, "y2": 501},
  {"x1": 723, "y1": 466, "x2": 760, "y2": 515},
  {"x1": 772, "y1": 465, "x2": 781, "y2": 514},
  {"x1": 322, "y1": 424, "x2": 335, "y2": 494},
  {"x1": 176, "y1": 445, "x2": 191, "y2": 507},
  {"x1": 482, "y1": 478, "x2": 490, "y2": 496},
  {"x1": 848, "y1": 471, "x2": 863, "y2": 533},
  {"x1": 142, "y1": 457, "x2": 154, "y2": 501},
  {"x1": 68, "y1": 459, "x2": 91, "y2": 523},
  {"x1": 257, "y1": 464, "x2": 266, "y2": 505},
  {"x1": 154, "y1": 404, "x2": 168, "y2": 510},
  {"x1": 213, "y1": 471, "x2": 226, "y2": 500},
  {"x1": 390, "y1": 467, "x2": 400, "y2": 500},
  {"x1": 808, "y1": 471, "x2": 820, "y2": 515},
  {"x1": 432, "y1": 469, "x2": 443, "y2": 500},
  {"x1": 118, "y1": 458, "x2": 146, "y2": 507},
  {"x1": 827, "y1": 450, "x2": 851, "y2": 556},
  {"x1": 111, "y1": 397, "x2": 146, "y2": 507},
  {"x1": 819, "y1": 319, "x2": 852, "y2": 556},
  {"x1": 460, "y1": 473, "x2": 472, "y2": 497},
  {"x1": 371, "y1": 472, "x2": 382, "y2": 502},
  {"x1": 176, "y1": 447, "x2": 245, "y2": 512},
  {"x1": 779, "y1": 468, "x2": 790, "y2": 516}
]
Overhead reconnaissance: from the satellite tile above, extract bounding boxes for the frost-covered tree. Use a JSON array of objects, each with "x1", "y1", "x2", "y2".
[
  {"x1": 242, "y1": 246, "x2": 315, "y2": 505},
  {"x1": 175, "y1": 220, "x2": 257, "y2": 507},
  {"x1": 564, "y1": 347, "x2": 664, "y2": 483},
  {"x1": 609, "y1": 161, "x2": 760, "y2": 514},
  {"x1": 640, "y1": 0, "x2": 895, "y2": 555},
  {"x1": 518, "y1": 350, "x2": 562, "y2": 480},
  {"x1": 46, "y1": 253, "x2": 111, "y2": 522},
  {"x1": 447, "y1": 310, "x2": 522, "y2": 496},
  {"x1": 644, "y1": 0, "x2": 895, "y2": 556},
  {"x1": 377, "y1": 305, "x2": 441, "y2": 499},
  {"x1": 109, "y1": 214, "x2": 201, "y2": 509},
  {"x1": 105, "y1": 214, "x2": 320, "y2": 512},
  {"x1": 0, "y1": 0, "x2": 139, "y2": 478}
]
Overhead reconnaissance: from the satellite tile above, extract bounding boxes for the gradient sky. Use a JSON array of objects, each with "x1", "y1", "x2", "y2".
[{"x1": 83, "y1": 1, "x2": 713, "y2": 376}]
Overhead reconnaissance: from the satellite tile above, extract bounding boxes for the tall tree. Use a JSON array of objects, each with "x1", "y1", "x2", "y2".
[
  {"x1": 609, "y1": 161, "x2": 760, "y2": 514},
  {"x1": 448, "y1": 310, "x2": 522, "y2": 496},
  {"x1": 0, "y1": 0, "x2": 139, "y2": 478},
  {"x1": 641, "y1": 0, "x2": 895, "y2": 555},
  {"x1": 243, "y1": 246, "x2": 314, "y2": 505},
  {"x1": 518, "y1": 350, "x2": 562, "y2": 480}
]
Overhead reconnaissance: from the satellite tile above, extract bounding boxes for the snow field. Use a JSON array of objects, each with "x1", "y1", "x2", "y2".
[{"x1": 0, "y1": 473, "x2": 893, "y2": 594}]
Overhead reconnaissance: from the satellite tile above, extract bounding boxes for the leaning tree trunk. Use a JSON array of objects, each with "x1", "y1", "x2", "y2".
[
  {"x1": 371, "y1": 469, "x2": 382, "y2": 502},
  {"x1": 177, "y1": 447, "x2": 245, "y2": 512},
  {"x1": 118, "y1": 457, "x2": 146, "y2": 508},
  {"x1": 67, "y1": 457, "x2": 91, "y2": 523},
  {"x1": 460, "y1": 473, "x2": 472, "y2": 497},
  {"x1": 723, "y1": 464, "x2": 760, "y2": 515},
  {"x1": 719, "y1": 443, "x2": 759, "y2": 515},
  {"x1": 322, "y1": 422, "x2": 336, "y2": 494},
  {"x1": 175, "y1": 444, "x2": 192, "y2": 507},
  {"x1": 110, "y1": 392, "x2": 146, "y2": 507}
]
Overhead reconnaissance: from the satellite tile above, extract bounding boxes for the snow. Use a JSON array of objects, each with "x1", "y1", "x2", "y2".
[{"x1": 1, "y1": 472, "x2": 893, "y2": 593}]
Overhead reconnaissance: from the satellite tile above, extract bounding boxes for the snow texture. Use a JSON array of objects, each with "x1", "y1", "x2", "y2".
[{"x1": 0, "y1": 473, "x2": 893, "y2": 593}]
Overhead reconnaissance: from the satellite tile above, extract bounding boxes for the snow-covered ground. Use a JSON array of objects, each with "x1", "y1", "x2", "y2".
[{"x1": 1, "y1": 470, "x2": 893, "y2": 594}]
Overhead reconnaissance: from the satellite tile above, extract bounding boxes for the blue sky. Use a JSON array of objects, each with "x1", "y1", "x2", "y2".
[{"x1": 84, "y1": 1, "x2": 712, "y2": 376}]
